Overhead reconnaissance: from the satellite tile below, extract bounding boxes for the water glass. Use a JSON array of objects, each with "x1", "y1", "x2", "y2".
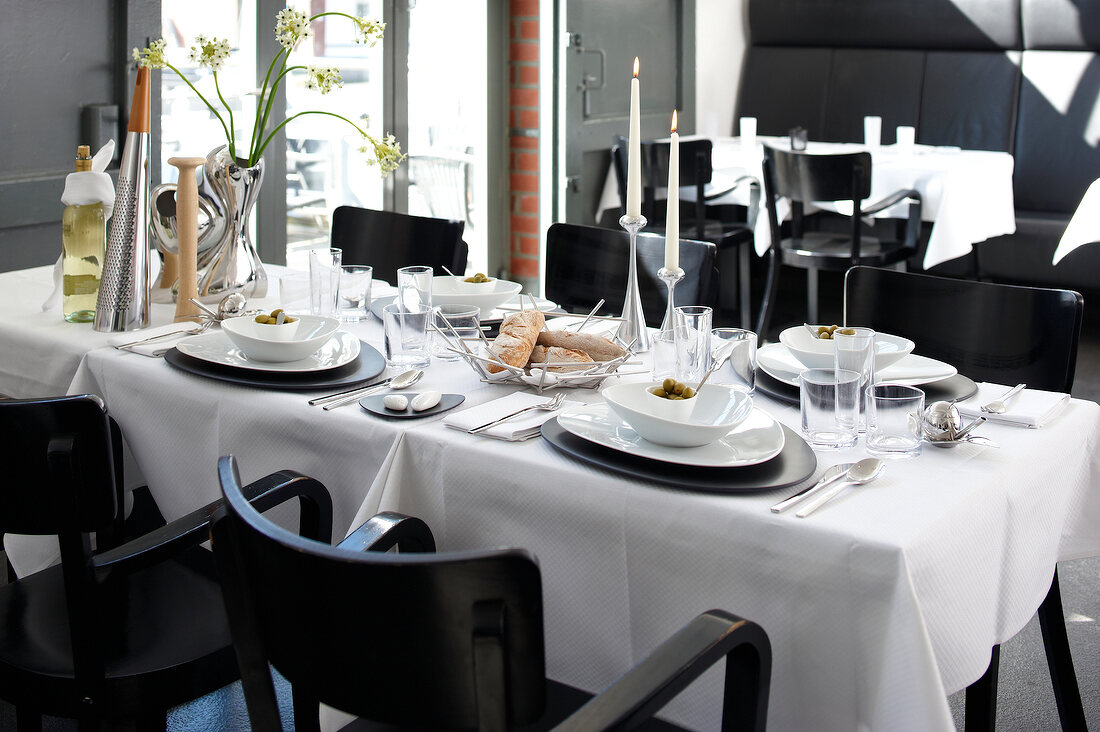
[
  {"x1": 710, "y1": 328, "x2": 757, "y2": 394},
  {"x1": 278, "y1": 272, "x2": 310, "y2": 314},
  {"x1": 673, "y1": 306, "x2": 712, "y2": 384},
  {"x1": 309, "y1": 247, "x2": 342, "y2": 317},
  {"x1": 799, "y1": 368, "x2": 860, "y2": 449},
  {"x1": 833, "y1": 327, "x2": 876, "y2": 422},
  {"x1": 864, "y1": 116, "x2": 882, "y2": 149},
  {"x1": 866, "y1": 384, "x2": 925, "y2": 458},
  {"x1": 895, "y1": 125, "x2": 916, "y2": 154},
  {"x1": 432, "y1": 304, "x2": 480, "y2": 361},
  {"x1": 739, "y1": 116, "x2": 757, "y2": 150},
  {"x1": 651, "y1": 329, "x2": 677, "y2": 381},
  {"x1": 382, "y1": 303, "x2": 431, "y2": 369},
  {"x1": 338, "y1": 265, "x2": 373, "y2": 323},
  {"x1": 397, "y1": 265, "x2": 433, "y2": 312}
]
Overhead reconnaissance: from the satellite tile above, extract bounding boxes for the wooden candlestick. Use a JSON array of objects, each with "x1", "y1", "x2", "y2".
[{"x1": 168, "y1": 157, "x2": 207, "y2": 323}]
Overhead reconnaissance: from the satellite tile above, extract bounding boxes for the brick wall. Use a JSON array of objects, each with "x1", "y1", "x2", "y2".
[{"x1": 508, "y1": 0, "x2": 540, "y2": 287}]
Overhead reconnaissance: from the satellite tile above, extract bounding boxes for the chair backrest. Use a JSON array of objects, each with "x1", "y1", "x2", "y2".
[
  {"x1": 407, "y1": 153, "x2": 473, "y2": 225},
  {"x1": 844, "y1": 266, "x2": 1083, "y2": 392},
  {"x1": 544, "y1": 222, "x2": 720, "y2": 326},
  {"x1": 764, "y1": 146, "x2": 872, "y2": 206},
  {"x1": 212, "y1": 457, "x2": 547, "y2": 730},
  {"x1": 330, "y1": 206, "x2": 468, "y2": 284},
  {"x1": 611, "y1": 136, "x2": 715, "y2": 235}
]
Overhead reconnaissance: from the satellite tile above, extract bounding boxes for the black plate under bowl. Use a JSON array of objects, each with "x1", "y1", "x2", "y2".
[
  {"x1": 359, "y1": 392, "x2": 465, "y2": 418},
  {"x1": 163, "y1": 341, "x2": 386, "y2": 390},
  {"x1": 754, "y1": 368, "x2": 979, "y2": 406},
  {"x1": 541, "y1": 418, "x2": 816, "y2": 494}
]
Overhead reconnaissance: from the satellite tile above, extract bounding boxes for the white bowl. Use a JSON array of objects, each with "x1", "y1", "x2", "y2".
[
  {"x1": 601, "y1": 382, "x2": 754, "y2": 447},
  {"x1": 431, "y1": 276, "x2": 523, "y2": 318},
  {"x1": 779, "y1": 326, "x2": 914, "y2": 371},
  {"x1": 221, "y1": 314, "x2": 340, "y2": 363}
]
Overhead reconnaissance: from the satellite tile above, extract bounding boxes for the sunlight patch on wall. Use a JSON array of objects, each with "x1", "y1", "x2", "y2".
[{"x1": 1023, "y1": 51, "x2": 1100, "y2": 147}]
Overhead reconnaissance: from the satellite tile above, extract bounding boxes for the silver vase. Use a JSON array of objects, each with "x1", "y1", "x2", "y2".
[{"x1": 149, "y1": 145, "x2": 268, "y2": 302}]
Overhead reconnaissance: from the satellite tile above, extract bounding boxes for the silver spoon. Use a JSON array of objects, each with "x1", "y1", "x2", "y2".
[
  {"x1": 795, "y1": 458, "x2": 885, "y2": 517},
  {"x1": 771, "y1": 462, "x2": 854, "y2": 513},
  {"x1": 928, "y1": 435, "x2": 1000, "y2": 449},
  {"x1": 980, "y1": 383, "x2": 1026, "y2": 414},
  {"x1": 320, "y1": 369, "x2": 425, "y2": 411}
]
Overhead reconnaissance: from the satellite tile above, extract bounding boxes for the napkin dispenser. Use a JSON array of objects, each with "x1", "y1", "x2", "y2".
[{"x1": 94, "y1": 67, "x2": 151, "y2": 332}]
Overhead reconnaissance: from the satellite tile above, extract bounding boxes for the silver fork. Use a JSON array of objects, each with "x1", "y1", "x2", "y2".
[
  {"x1": 114, "y1": 321, "x2": 212, "y2": 351},
  {"x1": 469, "y1": 393, "x2": 566, "y2": 434}
]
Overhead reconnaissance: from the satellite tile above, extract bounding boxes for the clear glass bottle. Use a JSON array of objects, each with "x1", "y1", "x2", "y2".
[{"x1": 62, "y1": 145, "x2": 105, "y2": 322}]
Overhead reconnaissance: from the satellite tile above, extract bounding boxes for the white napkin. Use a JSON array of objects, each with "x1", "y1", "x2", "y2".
[
  {"x1": 444, "y1": 392, "x2": 576, "y2": 441},
  {"x1": 108, "y1": 322, "x2": 206, "y2": 357},
  {"x1": 43, "y1": 140, "x2": 117, "y2": 312},
  {"x1": 957, "y1": 382, "x2": 1070, "y2": 428}
]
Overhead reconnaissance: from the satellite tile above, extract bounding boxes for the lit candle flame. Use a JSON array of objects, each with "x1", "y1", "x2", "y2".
[
  {"x1": 671, "y1": 109, "x2": 678, "y2": 134},
  {"x1": 633, "y1": 57, "x2": 640, "y2": 78}
]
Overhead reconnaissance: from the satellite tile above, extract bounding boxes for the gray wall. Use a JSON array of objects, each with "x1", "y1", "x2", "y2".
[{"x1": 0, "y1": 0, "x2": 161, "y2": 272}]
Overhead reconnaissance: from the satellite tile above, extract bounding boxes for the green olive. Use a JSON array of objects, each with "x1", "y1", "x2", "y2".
[
  {"x1": 255, "y1": 314, "x2": 268, "y2": 323},
  {"x1": 681, "y1": 387, "x2": 695, "y2": 399},
  {"x1": 836, "y1": 328, "x2": 856, "y2": 336},
  {"x1": 662, "y1": 378, "x2": 677, "y2": 393},
  {"x1": 672, "y1": 381, "x2": 685, "y2": 395}
]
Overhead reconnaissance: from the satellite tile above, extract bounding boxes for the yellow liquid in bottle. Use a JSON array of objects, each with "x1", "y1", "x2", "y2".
[{"x1": 62, "y1": 202, "x2": 105, "y2": 323}]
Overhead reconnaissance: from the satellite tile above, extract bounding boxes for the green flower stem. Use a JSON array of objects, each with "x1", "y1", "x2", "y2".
[
  {"x1": 248, "y1": 46, "x2": 288, "y2": 164},
  {"x1": 163, "y1": 61, "x2": 233, "y2": 152},
  {"x1": 253, "y1": 110, "x2": 368, "y2": 162},
  {"x1": 212, "y1": 71, "x2": 237, "y2": 159},
  {"x1": 250, "y1": 54, "x2": 296, "y2": 165},
  {"x1": 309, "y1": 11, "x2": 358, "y2": 23}
]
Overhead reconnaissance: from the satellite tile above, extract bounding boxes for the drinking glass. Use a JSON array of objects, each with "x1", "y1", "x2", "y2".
[
  {"x1": 866, "y1": 384, "x2": 924, "y2": 458},
  {"x1": 710, "y1": 328, "x2": 757, "y2": 394},
  {"x1": 309, "y1": 247, "x2": 342, "y2": 317},
  {"x1": 739, "y1": 116, "x2": 757, "y2": 150},
  {"x1": 799, "y1": 368, "x2": 860, "y2": 449},
  {"x1": 651, "y1": 329, "x2": 677, "y2": 381},
  {"x1": 789, "y1": 126, "x2": 808, "y2": 151},
  {"x1": 278, "y1": 271, "x2": 310, "y2": 314},
  {"x1": 382, "y1": 303, "x2": 431, "y2": 369},
  {"x1": 432, "y1": 304, "x2": 480, "y2": 361},
  {"x1": 338, "y1": 265, "x2": 373, "y2": 323},
  {"x1": 833, "y1": 327, "x2": 876, "y2": 423},
  {"x1": 673, "y1": 306, "x2": 712, "y2": 384},
  {"x1": 895, "y1": 125, "x2": 915, "y2": 154},
  {"x1": 864, "y1": 116, "x2": 882, "y2": 149},
  {"x1": 397, "y1": 265, "x2": 433, "y2": 312}
]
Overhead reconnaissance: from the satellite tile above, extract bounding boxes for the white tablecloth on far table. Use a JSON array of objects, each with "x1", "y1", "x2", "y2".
[
  {"x1": 596, "y1": 136, "x2": 1017, "y2": 270},
  {"x1": 1053, "y1": 177, "x2": 1100, "y2": 265}
]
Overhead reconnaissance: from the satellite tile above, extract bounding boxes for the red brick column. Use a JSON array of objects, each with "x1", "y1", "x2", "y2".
[{"x1": 508, "y1": 0, "x2": 540, "y2": 287}]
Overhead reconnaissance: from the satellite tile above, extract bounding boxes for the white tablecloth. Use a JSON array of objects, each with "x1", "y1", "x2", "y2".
[
  {"x1": 596, "y1": 136, "x2": 1017, "y2": 270},
  {"x1": 1053, "y1": 177, "x2": 1100, "y2": 265}
]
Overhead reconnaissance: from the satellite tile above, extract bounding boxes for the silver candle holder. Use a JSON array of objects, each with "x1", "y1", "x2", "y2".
[
  {"x1": 657, "y1": 265, "x2": 685, "y2": 334},
  {"x1": 617, "y1": 213, "x2": 651, "y2": 352}
]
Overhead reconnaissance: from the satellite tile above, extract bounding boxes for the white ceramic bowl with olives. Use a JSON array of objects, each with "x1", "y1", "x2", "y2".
[
  {"x1": 221, "y1": 314, "x2": 339, "y2": 363},
  {"x1": 779, "y1": 325, "x2": 914, "y2": 370},
  {"x1": 601, "y1": 381, "x2": 754, "y2": 447},
  {"x1": 431, "y1": 275, "x2": 523, "y2": 318}
]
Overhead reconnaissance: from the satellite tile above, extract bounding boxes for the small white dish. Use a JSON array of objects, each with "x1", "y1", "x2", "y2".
[
  {"x1": 431, "y1": 276, "x2": 523, "y2": 318},
  {"x1": 221, "y1": 314, "x2": 340, "y2": 363},
  {"x1": 177, "y1": 329, "x2": 360, "y2": 373},
  {"x1": 779, "y1": 325, "x2": 914, "y2": 371},
  {"x1": 758, "y1": 343, "x2": 956, "y2": 386},
  {"x1": 557, "y1": 403, "x2": 784, "y2": 467},
  {"x1": 601, "y1": 382, "x2": 754, "y2": 447},
  {"x1": 453, "y1": 274, "x2": 496, "y2": 293}
]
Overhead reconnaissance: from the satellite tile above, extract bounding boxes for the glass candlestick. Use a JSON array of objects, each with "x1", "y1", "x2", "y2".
[
  {"x1": 617, "y1": 213, "x2": 651, "y2": 352},
  {"x1": 657, "y1": 266, "x2": 686, "y2": 333}
]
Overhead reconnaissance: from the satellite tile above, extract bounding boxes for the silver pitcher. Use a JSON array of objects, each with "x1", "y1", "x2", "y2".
[{"x1": 150, "y1": 146, "x2": 268, "y2": 302}]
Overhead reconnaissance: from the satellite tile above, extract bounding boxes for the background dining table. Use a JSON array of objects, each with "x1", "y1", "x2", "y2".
[
  {"x1": 595, "y1": 135, "x2": 1017, "y2": 270},
  {"x1": 1, "y1": 263, "x2": 1097, "y2": 731}
]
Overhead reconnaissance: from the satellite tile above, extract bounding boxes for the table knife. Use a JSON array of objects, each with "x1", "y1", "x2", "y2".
[{"x1": 770, "y1": 462, "x2": 853, "y2": 513}]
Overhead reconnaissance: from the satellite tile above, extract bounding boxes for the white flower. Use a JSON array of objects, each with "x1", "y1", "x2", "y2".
[
  {"x1": 352, "y1": 17, "x2": 386, "y2": 47},
  {"x1": 275, "y1": 8, "x2": 313, "y2": 50},
  {"x1": 132, "y1": 38, "x2": 168, "y2": 69},
  {"x1": 359, "y1": 132, "x2": 405, "y2": 176},
  {"x1": 189, "y1": 35, "x2": 232, "y2": 71},
  {"x1": 305, "y1": 66, "x2": 342, "y2": 95}
]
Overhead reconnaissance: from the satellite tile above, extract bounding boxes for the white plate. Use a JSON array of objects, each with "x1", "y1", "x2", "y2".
[
  {"x1": 177, "y1": 330, "x2": 361, "y2": 373},
  {"x1": 758, "y1": 343, "x2": 957, "y2": 387},
  {"x1": 557, "y1": 403, "x2": 785, "y2": 468}
]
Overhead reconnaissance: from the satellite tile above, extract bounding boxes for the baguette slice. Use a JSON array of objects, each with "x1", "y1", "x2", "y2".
[
  {"x1": 488, "y1": 309, "x2": 545, "y2": 373},
  {"x1": 527, "y1": 345, "x2": 594, "y2": 371},
  {"x1": 535, "y1": 330, "x2": 627, "y2": 362}
]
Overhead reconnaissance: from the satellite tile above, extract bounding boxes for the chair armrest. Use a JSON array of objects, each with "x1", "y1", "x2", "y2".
[
  {"x1": 863, "y1": 188, "x2": 921, "y2": 217},
  {"x1": 92, "y1": 470, "x2": 330, "y2": 577},
  {"x1": 337, "y1": 511, "x2": 436, "y2": 553},
  {"x1": 555, "y1": 609, "x2": 771, "y2": 732}
]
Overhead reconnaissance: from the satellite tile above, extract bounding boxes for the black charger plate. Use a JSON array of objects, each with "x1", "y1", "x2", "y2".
[
  {"x1": 360, "y1": 392, "x2": 465, "y2": 418},
  {"x1": 163, "y1": 341, "x2": 386, "y2": 390},
  {"x1": 541, "y1": 418, "x2": 816, "y2": 494},
  {"x1": 754, "y1": 368, "x2": 979, "y2": 406}
]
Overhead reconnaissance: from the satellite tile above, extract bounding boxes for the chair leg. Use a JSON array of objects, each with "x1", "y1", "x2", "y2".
[
  {"x1": 806, "y1": 269, "x2": 819, "y2": 325},
  {"x1": 755, "y1": 248, "x2": 780, "y2": 340},
  {"x1": 15, "y1": 707, "x2": 42, "y2": 732},
  {"x1": 1037, "y1": 569, "x2": 1087, "y2": 732},
  {"x1": 964, "y1": 644, "x2": 999, "y2": 732},
  {"x1": 739, "y1": 244, "x2": 752, "y2": 331}
]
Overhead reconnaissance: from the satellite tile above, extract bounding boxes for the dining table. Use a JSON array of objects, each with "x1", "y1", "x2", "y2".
[
  {"x1": 1, "y1": 262, "x2": 1097, "y2": 732},
  {"x1": 595, "y1": 135, "x2": 1018, "y2": 270}
]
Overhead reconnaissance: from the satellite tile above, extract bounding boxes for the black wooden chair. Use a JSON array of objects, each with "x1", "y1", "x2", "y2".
[
  {"x1": 330, "y1": 205, "x2": 468, "y2": 284},
  {"x1": 843, "y1": 266, "x2": 1086, "y2": 732},
  {"x1": 0, "y1": 395, "x2": 334, "y2": 730},
  {"x1": 611, "y1": 136, "x2": 758, "y2": 328},
  {"x1": 757, "y1": 146, "x2": 922, "y2": 338},
  {"x1": 213, "y1": 455, "x2": 772, "y2": 732},
  {"x1": 544, "y1": 222, "x2": 719, "y2": 328}
]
